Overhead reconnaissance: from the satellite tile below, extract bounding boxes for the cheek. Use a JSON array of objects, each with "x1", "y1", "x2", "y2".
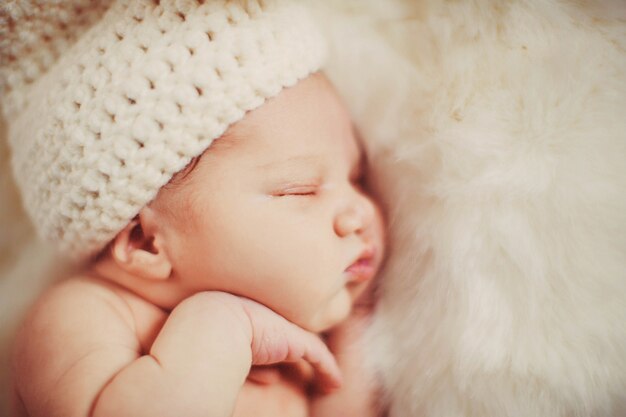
[
  {"x1": 164, "y1": 198, "x2": 236, "y2": 275},
  {"x1": 153, "y1": 184, "x2": 198, "y2": 230},
  {"x1": 235, "y1": 211, "x2": 337, "y2": 286},
  {"x1": 166, "y1": 196, "x2": 340, "y2": 299}
]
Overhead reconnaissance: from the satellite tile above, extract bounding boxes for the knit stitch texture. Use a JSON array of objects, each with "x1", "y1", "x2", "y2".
[{"x1": 0, "y1": 0, "x2": 327, "y2": 261}]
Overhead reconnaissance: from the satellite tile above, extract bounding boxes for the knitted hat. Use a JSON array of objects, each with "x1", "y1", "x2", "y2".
[{"x1": 0, "y1": 0, "x2": 327, "y2": 261}]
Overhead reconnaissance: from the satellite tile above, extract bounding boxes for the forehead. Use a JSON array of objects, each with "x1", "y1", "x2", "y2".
[
  {"x1": 213, "y1": 73, "x2": 360, "y2": 168},
  {"x1": 154, "y1": 74, "x2": 361, "y2": 219}
]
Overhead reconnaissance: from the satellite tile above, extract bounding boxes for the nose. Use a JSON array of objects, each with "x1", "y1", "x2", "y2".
[{"x1": 333, "y1": 192, "x2": 376, "y2": 238}]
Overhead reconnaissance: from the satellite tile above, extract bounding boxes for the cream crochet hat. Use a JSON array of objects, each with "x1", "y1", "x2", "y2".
[{"x1": 0, "y1": 0, "x2": 327, "y2": 261}]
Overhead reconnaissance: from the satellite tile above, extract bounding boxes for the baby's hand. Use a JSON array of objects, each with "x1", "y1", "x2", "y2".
[{"x1": 235, "y1": 296, "x2": 342, "y2": 393}]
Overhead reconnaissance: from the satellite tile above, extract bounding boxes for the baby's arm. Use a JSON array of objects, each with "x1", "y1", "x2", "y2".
[
  {"x1": 91, "y1": 291, "x2": 252, "y2": 417},
  {"x1": 93, "y1": 293, "x2": 342, "y2": 417},
  {"x1": 13, "y1": 281, "x2": 340, "y2": 417}
]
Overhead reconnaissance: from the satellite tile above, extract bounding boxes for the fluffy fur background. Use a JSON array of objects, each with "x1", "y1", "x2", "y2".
[
  {"x1": 317, "y1": 0, "x2": 626, "y2": 416},
  {"x1": 1, "y1": 1, "x2": 625, "y2": 416}
]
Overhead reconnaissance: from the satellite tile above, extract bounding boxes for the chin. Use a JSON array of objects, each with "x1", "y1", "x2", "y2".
[{"x1": 303, "y1": 299, "x2": 351, "y2": 333}]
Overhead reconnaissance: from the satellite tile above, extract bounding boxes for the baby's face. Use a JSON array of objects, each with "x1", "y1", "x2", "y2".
[{"x1": 153, "y1": 73, "x2": 385, "y2": 332}]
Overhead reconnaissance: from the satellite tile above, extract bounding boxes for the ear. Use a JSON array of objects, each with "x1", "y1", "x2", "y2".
[{"x1": 111, "y1": 207, "x2": 172, "y2": 281}]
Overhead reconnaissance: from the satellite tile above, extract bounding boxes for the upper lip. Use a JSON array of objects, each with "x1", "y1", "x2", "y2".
[{"x1": 346, "y1": 244, "x2": 377, "y2": 270}]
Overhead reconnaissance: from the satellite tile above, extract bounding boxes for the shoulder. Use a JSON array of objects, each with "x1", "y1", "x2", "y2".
[
  {"x1": 13, "y1": 273, "x2": 142, "y2": 357},
  {"x1": 17, "y1": 275, "x2": 138, "y2": 344},
  {"x1": 12, "y1": 275, "x2": 142, "y2": 415},
  {"x1": 13, "y1": 274, "x2": 141, "y2": 367}
]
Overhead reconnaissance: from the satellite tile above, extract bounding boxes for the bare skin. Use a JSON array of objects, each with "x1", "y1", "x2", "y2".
[
  {"x1": 12, "y1": 278, "x2": 340, "y2": 417},
  {"x1": 11, "y1": 73, "x2": 385, "y2": 417}
]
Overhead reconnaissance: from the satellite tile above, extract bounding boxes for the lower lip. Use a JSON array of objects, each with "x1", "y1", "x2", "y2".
[{"x1": 345, "y1": 259, "x2": 376, "y2": 283}]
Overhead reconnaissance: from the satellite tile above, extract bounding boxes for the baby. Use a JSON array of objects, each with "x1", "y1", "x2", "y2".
[{"x1": 4, "y1": 1, "x2": 385, "y2": 417}]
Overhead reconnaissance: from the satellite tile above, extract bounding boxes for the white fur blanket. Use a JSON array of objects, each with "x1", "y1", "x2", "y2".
[
  {"x1": 318, "y1": 0, "x2": 626, "y2": 415},
  {"x1": 1, "y1": 1, "x2": 625, "y2": 416}
]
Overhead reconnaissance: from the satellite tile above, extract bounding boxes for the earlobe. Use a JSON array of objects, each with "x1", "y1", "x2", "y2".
[{"x1": 111, "y1": 212, "x2": 173, "y2": 281}]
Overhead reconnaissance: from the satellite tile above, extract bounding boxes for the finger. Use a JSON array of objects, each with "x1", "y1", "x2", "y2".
[
  {"x1": 285, "y1": 360, "x2": 314, "y2": 383},
  {"x1": 291, "y1": 331, "x2": 342, "y2": 392},
  {"x1": 247, "y1": 366, "x2": 282, "y2": 385},
  {"x1": 257, "y1": 321, "x2": 342, "y2": 392}
]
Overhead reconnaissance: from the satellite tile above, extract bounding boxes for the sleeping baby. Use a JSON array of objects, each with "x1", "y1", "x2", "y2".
[{"x1": 5, "y1": 1, "x2": 385, "y2": 416}]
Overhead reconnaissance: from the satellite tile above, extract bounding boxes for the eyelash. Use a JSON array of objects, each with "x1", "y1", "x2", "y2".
[
  {"x1": 274, "y1": 186, "x2": 318, "y2": 197},
  {"x1": 273, "y1": 171, "x2": 364, "y2": 198}
]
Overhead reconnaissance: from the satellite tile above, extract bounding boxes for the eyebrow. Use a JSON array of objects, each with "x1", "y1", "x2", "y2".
[{"x1": 256, "y1": 155, "x2": 323, "y2": 171}]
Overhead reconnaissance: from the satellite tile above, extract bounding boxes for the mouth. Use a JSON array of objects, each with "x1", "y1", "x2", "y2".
[{"x1": 344, "y1": 245, "x2": 378, "y2": 284}]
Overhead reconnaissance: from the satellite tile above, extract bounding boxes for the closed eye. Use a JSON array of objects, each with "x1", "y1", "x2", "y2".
[{"x1": 273, "y1": 185, "x2": 318, "y2": 197}]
